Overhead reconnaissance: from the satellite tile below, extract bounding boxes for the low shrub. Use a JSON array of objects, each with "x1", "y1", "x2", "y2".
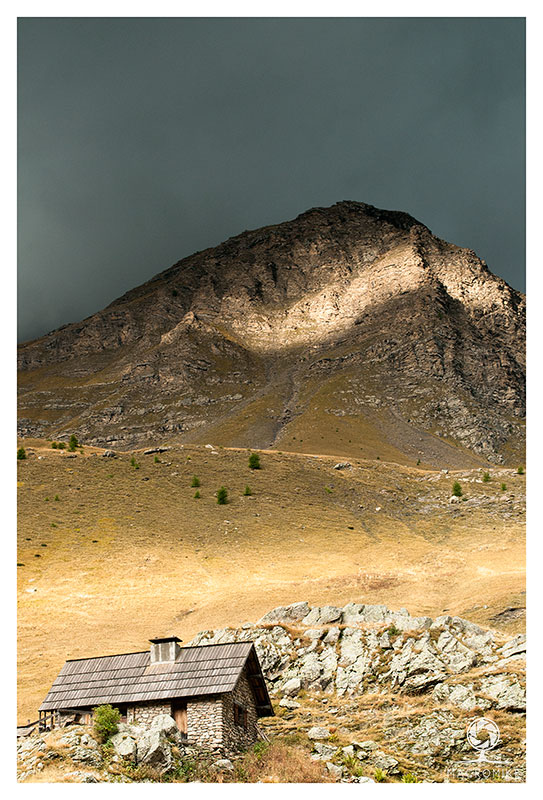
[
  {"x1": 483, "y1": 472, "x2": 490, "y2": 483},
  {"x1": 517, "y1": 466, "x2": 524, "y2": 475},
  {"x1": 17, "y1": 447, "x2": 26, "y2": 460},
  {"x1": 93, "y1": 704, "x2": 120, "y2": 743}
]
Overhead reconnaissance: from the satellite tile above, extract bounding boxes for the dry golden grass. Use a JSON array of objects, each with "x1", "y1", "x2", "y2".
[
  {"x1": 17, "y1": 439, "x2": 525, "y2": 723},
  {"x1": 233, "y1": 740, "x2": 332, "y2": 783}
]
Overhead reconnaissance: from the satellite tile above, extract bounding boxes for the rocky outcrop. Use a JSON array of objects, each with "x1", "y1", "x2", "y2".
[
  {"x1": 17, "y1": 201, "x2": 525, "y2": 466},
  {"x1": 190, "y1": 601, "x2": 526, "y2": 710}
]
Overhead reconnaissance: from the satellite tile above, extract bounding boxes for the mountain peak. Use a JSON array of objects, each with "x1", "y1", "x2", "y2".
[
  {"x1": 295, "y1": 200, "x2": 428, "y2": 232},
  {"x1": 18, "y1": 202, "x2": 525, "y2": 466}
]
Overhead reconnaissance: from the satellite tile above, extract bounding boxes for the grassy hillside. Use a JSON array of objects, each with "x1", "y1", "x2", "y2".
[{"x1": 17, "y1": 439, "x2": 525, "y2": 723}]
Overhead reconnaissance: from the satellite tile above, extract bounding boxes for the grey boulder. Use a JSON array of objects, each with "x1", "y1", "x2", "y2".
[
  {"x1": 150, "y1": 714, "x2": 178, "y2": 737},
  {"x1": 373, "y1": 751, "x2": 400, "y2": 774},
  {"x1": 479, "y1": 675, "x2": 526, "y2": 711},
  {"x1": 302, "y1": 606, "x2": 343, "y2": 626},
  {"x1": 281, "y1": 677, "x2": 301, "y2": 696},
  {"x1": 308, "y1": 726, "x2": 331, "y2": 740},
  {"x1": 259, "y1": 602, "x2": 310, "y2": 624},
  {"x1": 212, "y1": 758, "x2": 234, "y2": 772},
  {"x1": 326, "y1": 762, "x2": 344, "y2": 779},
  {"x1": 136, "y1": 729, "x2": 172, "y2": 773},
  {"x1": 110, "y1": 731, "x2": 137, "y2": 761}
]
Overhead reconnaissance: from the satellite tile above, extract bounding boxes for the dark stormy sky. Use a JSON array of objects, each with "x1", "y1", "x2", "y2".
[{"x1": 18, "y1": 17, "x2": 525, "y2": 343}]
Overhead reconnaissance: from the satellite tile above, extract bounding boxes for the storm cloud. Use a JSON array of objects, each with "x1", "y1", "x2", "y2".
[{"x1": 18, "y1": 17, "x2": 525, "y2": 343}]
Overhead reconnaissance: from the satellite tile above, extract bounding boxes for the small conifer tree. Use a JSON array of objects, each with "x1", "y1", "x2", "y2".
[
  {"x1": 68, "y1": 434, "x2": 78, "y2": 452},
  {"x1": 217, "y1": 486, "x2": 228, "y2": 505},
  {"x1": 483, "y1": 472, "x2": 490, "y2": 483},
  {"x1": 17, "y1": 447, "x2": 26, "y2": 460},
  {"x1": 248, "y1": 453, "x2": 261, "y2": 470},
  {"x1": 191, "y1": 475, "x2": 200, "y2": 488},
  {"x1": 517, "y1": 466, "x2": 524, "y2": 475},
  {"x1": 452, "y1": 481, "x2": 462, "y2": 497},
  {"x1": 194, "y1": 490, "x2": 200, "y2": 499},
  {"x1": 243, "y1": 485, "x2": 252, "y2": 496}
]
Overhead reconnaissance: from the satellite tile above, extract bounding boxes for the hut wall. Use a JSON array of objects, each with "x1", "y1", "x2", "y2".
[
  {"x1": 186, "y1": 696, "x2": 224, "y2": 751},
  {"x1": 127, "y1": 701, "x2": 171, "y2": 724},
  {"x1": 222, "y1": 671, "x2": 259, "y2": 752}
]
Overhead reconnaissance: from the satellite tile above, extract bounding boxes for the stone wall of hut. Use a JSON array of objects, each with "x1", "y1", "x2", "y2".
[
  {"x1": 186, "y1": 696, "x2": 224, "y2": 751},
  {"x1": 127, "y1": 700, "x2": 171, "y2": 725},
  {"x1": 221, "y1": 671, "x2": 260, "y2": 752}
]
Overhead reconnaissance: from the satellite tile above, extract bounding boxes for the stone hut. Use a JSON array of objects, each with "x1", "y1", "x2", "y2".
[{"x1": 39, "y1": 637, "x2": 273, "y2": 754}]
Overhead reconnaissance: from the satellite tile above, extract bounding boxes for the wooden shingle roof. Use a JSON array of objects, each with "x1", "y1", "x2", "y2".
[{"x1": 40, "y1": 641, "x2": 273, "y2": 716}]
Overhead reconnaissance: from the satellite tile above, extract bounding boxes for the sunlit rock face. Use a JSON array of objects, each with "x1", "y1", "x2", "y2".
[{"x1": 17, "y1": 201, "x2": 525, "y2": 464}]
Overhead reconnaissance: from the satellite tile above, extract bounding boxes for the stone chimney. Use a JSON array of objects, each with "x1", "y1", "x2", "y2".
[{"x1": 149, "y1": 636, "x2": 182, "y2": 664}]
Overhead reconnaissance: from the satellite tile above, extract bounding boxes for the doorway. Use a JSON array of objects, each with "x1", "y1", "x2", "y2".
[{"x1": 171, "y1": 699, "x2": 187, "y2": 738}]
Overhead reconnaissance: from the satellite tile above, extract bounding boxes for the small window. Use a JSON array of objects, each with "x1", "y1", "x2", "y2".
[{"x1": 233, "y1": 702, "x2": 247, "y2": 729}]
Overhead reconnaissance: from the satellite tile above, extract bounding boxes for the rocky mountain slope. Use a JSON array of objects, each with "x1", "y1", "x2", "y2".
[
  {"x1": 18, "y1": 201, "x2": 525, "y2": 467},
  {"x1": 18, "y1": 601, "x2": 526, "y2": 783}
]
